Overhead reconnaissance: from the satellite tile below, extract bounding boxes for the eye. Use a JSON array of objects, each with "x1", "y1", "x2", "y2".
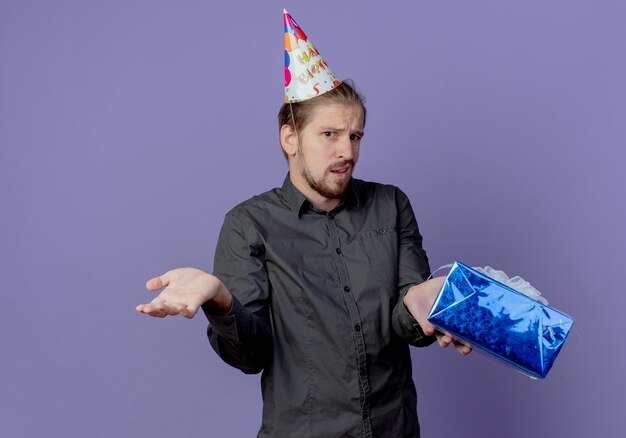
[
  {"x1": 350, "y1": 133, "x2": 362, "y2": 141},
  {"x1": 323, "y1": 131, "x2": 335, "y2": 138}
]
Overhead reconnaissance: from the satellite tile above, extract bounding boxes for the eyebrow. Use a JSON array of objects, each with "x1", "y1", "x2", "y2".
[{"x1": 320, "y1": 126, "x2": 365, "y2": 137}]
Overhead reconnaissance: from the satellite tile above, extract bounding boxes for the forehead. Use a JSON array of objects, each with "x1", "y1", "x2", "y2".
[{"x1": 306, "y1": 103, "x2": 364, "y2": 129}]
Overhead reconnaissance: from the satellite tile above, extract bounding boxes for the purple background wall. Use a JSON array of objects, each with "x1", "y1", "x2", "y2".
[{"x1": 1, "y1": 1, "x2": 624, "y2": 437}]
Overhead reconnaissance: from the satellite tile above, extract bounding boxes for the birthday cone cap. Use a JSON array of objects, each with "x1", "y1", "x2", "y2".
[{"x1": 284, "y1": 9, "x2": 341, "y2": 103}]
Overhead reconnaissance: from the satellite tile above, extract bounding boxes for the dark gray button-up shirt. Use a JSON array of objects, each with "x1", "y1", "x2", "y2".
[{"x1": 202, "y1": 175, "x2": 434, "y2": 438}]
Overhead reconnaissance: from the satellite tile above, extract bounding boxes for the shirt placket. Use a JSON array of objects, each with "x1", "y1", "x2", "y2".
[{"x1": 327, "y1": 210, "x2": 373, "y2": 438}]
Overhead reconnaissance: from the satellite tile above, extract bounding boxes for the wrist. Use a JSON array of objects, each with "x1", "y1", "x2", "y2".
[
  {"x1": 403, "y1": 284, "x2": 420, "y2": 307},
  {"x1": 203, "y1": 277, "x2": 233, "y2": 316}
]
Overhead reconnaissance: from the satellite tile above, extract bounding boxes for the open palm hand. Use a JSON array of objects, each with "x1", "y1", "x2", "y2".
[{"x1": 136, "y1": 267, "x2": 225, "y2": 319}]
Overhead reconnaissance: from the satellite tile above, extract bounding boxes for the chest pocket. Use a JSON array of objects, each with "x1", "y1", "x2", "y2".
[{"x1": 358, "y1": 224, "x2": 398, "y2": 286}]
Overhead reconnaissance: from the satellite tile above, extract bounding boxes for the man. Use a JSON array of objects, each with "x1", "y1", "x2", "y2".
[{"x1": 136, "y1": 11, "x2": 471, "y2": 438}]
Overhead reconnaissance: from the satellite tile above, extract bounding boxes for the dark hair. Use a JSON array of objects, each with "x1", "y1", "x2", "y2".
[{"x1": 277, "y1": 80, "x2": 367, "y2": 159}]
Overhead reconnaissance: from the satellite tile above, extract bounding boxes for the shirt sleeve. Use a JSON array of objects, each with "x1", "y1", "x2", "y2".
[
  {"x1": 391, "y1": 188, "x2": 437, "y2": 347},
  {"x1": 201, "y1": 209, "x2": 273, "y2": 374}
]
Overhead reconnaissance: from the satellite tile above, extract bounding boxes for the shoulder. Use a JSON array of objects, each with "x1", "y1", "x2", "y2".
[
  {"x1": 222, "y1": 186, "x2": 288, "y2": 225},
  {"x1": 225, "y1": 188, "x2": 280, "y2": 217},
  {"x1": 352, "y1": 178, "x2": 408, "y2": 205}
]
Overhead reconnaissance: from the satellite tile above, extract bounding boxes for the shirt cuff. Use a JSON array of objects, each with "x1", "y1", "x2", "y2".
[
  {"x1": 202, "y1": 296, "x2": 240, "y2": 340},
  {"x1": 394, "y1": 288, "x2": 437, "y2": 348}
]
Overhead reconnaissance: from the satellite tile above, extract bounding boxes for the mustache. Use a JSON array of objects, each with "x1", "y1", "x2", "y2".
[{"x1": 328, "y1": 159, "x2": 355, "y2": 171}]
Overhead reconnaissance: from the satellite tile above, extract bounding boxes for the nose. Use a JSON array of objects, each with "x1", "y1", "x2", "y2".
[{"x1": 336, "y1": 135, "x2": 354, "y2": 160}]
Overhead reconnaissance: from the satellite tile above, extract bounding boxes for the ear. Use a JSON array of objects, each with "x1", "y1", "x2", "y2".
[{"x1": 280, "y1": 124, "x2": 298, "y2": 158}]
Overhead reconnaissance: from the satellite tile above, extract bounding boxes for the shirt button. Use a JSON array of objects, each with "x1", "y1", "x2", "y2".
[
  {"x1": 343, "y1": 286, "x2": 351, "y2": 292},
  {"x1": 379, "y1": 228, "x2": 386, "y2": 234},
  {"x1": 354, "y1": 324, "x2": 361, "y2": 331},
  {"x1": 328, "y1": 212, "x2": 335, "y2": 219},
  {"x1": 335, "y1": 248, "x2": 342, "y2": 254}
]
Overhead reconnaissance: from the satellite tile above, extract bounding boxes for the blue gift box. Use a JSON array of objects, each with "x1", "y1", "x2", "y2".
[{"x1": 427, "y1": 261, "x2": 574, "y2": 378}]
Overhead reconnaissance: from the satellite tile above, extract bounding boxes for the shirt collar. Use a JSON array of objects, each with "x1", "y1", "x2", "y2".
[{"x1": 281, "y1": 173, "x2": 362, "y2": 218}]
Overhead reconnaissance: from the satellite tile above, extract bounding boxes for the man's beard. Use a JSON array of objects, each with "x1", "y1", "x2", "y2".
[{"x1": 298, "y1": 146, "x2": 354, "y2": 200}]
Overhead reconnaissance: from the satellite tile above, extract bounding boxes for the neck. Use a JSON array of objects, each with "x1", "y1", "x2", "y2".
[
  {"x1": 289, "y1": 172, "x2": 343, "y2": 213},
  {"x1": 308, "y1": 195, "x2": 342, "y2": 213}
]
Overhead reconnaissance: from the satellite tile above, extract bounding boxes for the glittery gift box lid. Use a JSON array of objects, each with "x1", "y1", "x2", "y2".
[{"x1": 427, "y1": 261, "x2": 574, "y2": 378}]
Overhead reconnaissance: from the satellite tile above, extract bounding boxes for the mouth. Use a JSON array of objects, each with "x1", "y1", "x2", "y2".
[{"x1": 330, "y1": 163, "x2": 353, "y2": 176}]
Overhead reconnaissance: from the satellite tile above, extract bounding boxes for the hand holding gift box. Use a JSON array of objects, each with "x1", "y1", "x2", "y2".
[
  {"x1": 424, "y1": 262, "x2": 574, "y2": 379},
  {"x1": 403, "y1": 276, "x2": 474, "y2": 355}
]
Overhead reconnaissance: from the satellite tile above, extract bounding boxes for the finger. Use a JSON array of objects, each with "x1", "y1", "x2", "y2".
[
  {"x1": 436, "y1": 332, "x2": 453, "y2": 348},
  {"x1": 457, "y1": 338, "x2": 473, "y2": 349},
  {"x1": 151, "y1": 301, "x2": 182, "y2": 316},
  {"x1": 438, "y1": 329, "x2": 458, "y2": 347},
  {"x1": 454, "y1": 341, "x2": 473, "y2": 355},
  {"x1": 403, "y1": 300, "x2": 437, "y2": 336},
  {"x1": 137, "y1": 303, "x2": 167, "y2": 318},
  {"x1": 419, "y1": 319, "x2": 437, "y2": 337},
  {"x1": 180, "y1": 305, "x2": 199, "y2": 319},
  {"x1": 450, "y1": 335, "x2": 473, "y2": 350},
  {"x1": 144, "y1": 299, "x2": 189, "y2": 317},
  {"x1": 135, "y1": 303, "x2": 155, "y2": 313},
  {"x1": 145, "y1": 272, "x2": 172, "y2": 291},
  {"x1": 140, "y1": 302, "x2": 160, "y2": 313},
  {"x1": 163, "y1": 303, "x2": 187, "y2": 316}
]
